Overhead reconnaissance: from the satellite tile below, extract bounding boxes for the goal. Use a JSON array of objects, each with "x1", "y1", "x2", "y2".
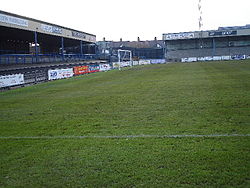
[{"x1": 117, "y1": 49, "x2": 132, "y2": 70}]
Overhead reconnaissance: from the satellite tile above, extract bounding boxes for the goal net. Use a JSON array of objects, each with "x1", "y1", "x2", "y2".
[{"x1": 117, "y1": 49, "x2": 132, "y2": 70}]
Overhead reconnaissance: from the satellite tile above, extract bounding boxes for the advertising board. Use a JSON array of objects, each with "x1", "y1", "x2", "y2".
[
  {"x1": 121, "y1": 61, "x2": 131, "y2": 67},
  {"x1": 139, "y1": 60, "x2": 151, "y2": 65},
  {"x1": 133, "y1": 61, "x2": 139, "y2": 66},
  {"x1": 88, "y1": 65, "x2": 100, "y2": 73},
  {"x1": 99, "y1": 64, "x2": 111, "y2": 71},
  {"x1": 231, "y1": 55, "x2": 246, "y2": 60},
  {"x1": 74, "y1": 66, "x2": 89, "y2": 75},
  {"x1": 212, "y1": 56, "x2": 222, "y2": 61},
  {"x1": 0, "y1": 13, "x2": 28, "y2": 27},
  {"x1": 221, "y1": 56, "x2": 231, "y2": 60},
  {"x1": 48, "y1": 68, "x2": 74, "y2": 80},
  {"x1": 209, "y1": 30, "x2": 237, "y2": 37},
  {"x1": 150, "y1": 59, "x2": 165, "y2": 64},
  {"x1": 72, "y1": 31, "x2": 86, "y2": 39},
  {"x1": 0, "y1": 74, "x2": 24, "y2": 88},
  {"x1": 182, "y1": 57, "x2": 197, "y2": 62},
  {"x1": 197, "y1": 57, "x2": 206, "y2": 61},
  {"x1": 41, "y1": 24, "x2": 63, "y2": 34},
  {"x1": 163, "y1": 32, "x2": 195, "y2": 40}
]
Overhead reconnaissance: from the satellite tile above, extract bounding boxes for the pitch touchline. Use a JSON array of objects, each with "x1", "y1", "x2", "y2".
[{"x1": 0, "y1": 134, "x2": 250, "y2": 139}]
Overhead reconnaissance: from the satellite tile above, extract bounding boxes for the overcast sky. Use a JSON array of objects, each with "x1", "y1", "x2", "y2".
[{"x1": 1, "y1": 0, "x2": 250, "y2": 41}]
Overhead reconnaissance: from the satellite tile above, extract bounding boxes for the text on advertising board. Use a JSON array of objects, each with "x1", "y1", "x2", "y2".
[
  {"x1": 0, "y1": 74, "x2": 24, "y2": 88},
  {"x1": 72, "y1": 31, "x2": 86, "y2": 39},
  {"x1": 209, "y1": 30, "x2": 237, "y2": 36},
  {"x1": 163, "y1": 32, "x2": 195, "y2": 40},
  {"x1": 0, "y1": 13, "x2": 28, "y2": 27},
  {"x1": 41, "y1": 24, "x2": 63, "y2": 34},
  {"x1": 74, "y1": 66, "x2": 89, "y2": 75}
]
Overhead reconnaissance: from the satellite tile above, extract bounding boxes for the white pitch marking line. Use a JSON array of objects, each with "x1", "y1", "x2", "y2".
[{"x1": 0, "y1": 134, "x2": 250, "y2": 139}]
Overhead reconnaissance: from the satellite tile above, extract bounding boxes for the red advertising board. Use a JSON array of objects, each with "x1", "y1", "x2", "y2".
[{"x1": 74, "y1": 66, "x2": 89, "y2": 75}]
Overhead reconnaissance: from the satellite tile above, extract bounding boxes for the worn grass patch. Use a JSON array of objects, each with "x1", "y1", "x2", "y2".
[{"x1": 0, "y1": 61, "x2": 250, "y2": 187}]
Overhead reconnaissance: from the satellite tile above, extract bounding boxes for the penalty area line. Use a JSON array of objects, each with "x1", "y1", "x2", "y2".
[{"x1": 0, "y1": 134, "x2": 250, "y2": 140}]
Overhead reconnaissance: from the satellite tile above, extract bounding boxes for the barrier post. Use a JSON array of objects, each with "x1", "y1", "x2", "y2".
[
  {"x1": 61, "y1": 37, "x2": 64, "y2": 61},
  {"x1": 34, "y1": 31, "x2": 38, "y2": 63},
  {"x1": 80, "y1": 40, "x2": 83, "y2": 59}
]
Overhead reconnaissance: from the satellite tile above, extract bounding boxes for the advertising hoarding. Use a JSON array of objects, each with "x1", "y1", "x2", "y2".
[
  {"x1": 72, "y1": 31, "x2": 86, "y2": 39},
  {"x1": 48, "y1": 68, "x2": 74, "y2": 80},
  {"x1": 99, "y1": 64, "x2": 111, "y2": 71},
  {"x1": 150, "y1": 59, "x2": 165, "y2": 64},
  {"x1": 0, "y1": 74, "x2": 24, "y2": 88},
  {"x1": 221, "y1": 56, "x2": 231, "y2": 60},
  {"x1": 139, "y1": 60, "x2": 151, "y2": 65},
  {"x1": 74, "y1": 66, "x2": 89, "y2": 75},
  {"x1": 41, "y1": 24, "x2": 63, "y2": 34},
  {"x1": 209, "y1": 30, "x2": 237, "y2": 37},
  {"x1": 163, "y1": 32, "x2": 195, "y2": 40},
  {"x1": 133, "y1": 61, "x2": 139, "y2": 66},
  {"x1": 231, "y1": 55, "x2": 246, "y2": 60},
  {"x1": 88, "y1": 65, "x2": 100, "y2": 73},
  {"x1": 0, "y1": 13, "x2": 28, "y2": 27}
]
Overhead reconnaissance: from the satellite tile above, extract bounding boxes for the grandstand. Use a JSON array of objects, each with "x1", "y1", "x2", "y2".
[
  {"x1": 163, "y1": 25, "x2": 250, "y2": 62},
  {"x1": 0, "y1": 10, "x2": 106, "y2": 89},
  {"x1": 0, "y1": 10, "x2": 97, "y2": 64}
]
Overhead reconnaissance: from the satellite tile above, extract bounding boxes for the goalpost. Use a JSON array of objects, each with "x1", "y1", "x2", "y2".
[{"x1": 117, "y1": 49, "x2": 132, "y2": 70}]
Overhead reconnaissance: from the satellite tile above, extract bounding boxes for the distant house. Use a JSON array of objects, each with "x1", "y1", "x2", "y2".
[{"x1": 97, "y1": 37, "x2": 165, "y2": 61}]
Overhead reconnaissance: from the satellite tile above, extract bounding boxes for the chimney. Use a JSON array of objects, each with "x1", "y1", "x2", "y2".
[
  {"x1": 103, "y1": 37, "x2": 105, "y2": 41},
  {"x1": 137, "y1": 37, "x2": 140, "y2": 42}
]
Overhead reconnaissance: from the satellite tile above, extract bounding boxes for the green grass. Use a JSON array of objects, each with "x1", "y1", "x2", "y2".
[{"x1": 1, "y1": 61, "x2": 250, "y2": 187}]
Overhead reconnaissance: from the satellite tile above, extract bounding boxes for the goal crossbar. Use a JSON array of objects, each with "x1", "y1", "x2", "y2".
[{"x1": 118, "y1": 49, "x2": 132, "y2": 70}]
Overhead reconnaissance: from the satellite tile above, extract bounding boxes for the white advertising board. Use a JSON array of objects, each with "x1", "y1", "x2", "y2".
[
  {"x1": 212, "y1": 56, "x2": 222, "y2": 61},
  {"x1": 121, "y1": 61, "x2": 131, "y2": 67},
  {"x1": 41, "y1": 24, "x2": 63, "y2": 34},
  {"x1": 112, "y1": 62, "x2": 119, "y2": 69},
  {"x1": 181, "y1": 58, "x2": 188, "y2": 62},
  {"x1": 205, "y1": 56, "x2": 213, "y2": 61},
  {"x1": 221, "y1": 56, "x2": 231, "y2": 60},
  {"x1": 133, "y1": 61, "x2": 139, "y2": 66},
  {"x1": 150, "y1": 59, "x2": 165, "y2": 64},
  {"x1": 0, "y1": 13, "x2": 28, "y2": 27},
  {"x1": 112, "y1": 61, "x2": 132, "y2": 69},
  {"x1": 0, "y1": 74, "x2": 24, "y2": 88},
  {"x1": 99, "y1": 64, "x2": 111, "y2": 71},
  {"x1": 197, "y1": 57, "x2": 206, "y2": 61},
  {"x1": 48, "y1": 68, "x2": 74, "y2": 80},
  {"x1": 139, "y1": 60, "x2": 151, "y2": 65},
  {"x1": 163, "y1": 32, "x2": 195, "y2": 40},
  {"x1": 187, "y1": 57, "x2": 197, "y2": 62}
]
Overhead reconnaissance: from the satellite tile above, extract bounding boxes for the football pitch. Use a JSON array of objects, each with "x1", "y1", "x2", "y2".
[{"x1": 1, "y1": 61, "x2": 250, "y2": 187}]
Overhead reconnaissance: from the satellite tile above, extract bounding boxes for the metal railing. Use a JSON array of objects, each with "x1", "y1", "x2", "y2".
[{"x1": 0, "y1": 54, "x2": 98, "y2": 64}]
